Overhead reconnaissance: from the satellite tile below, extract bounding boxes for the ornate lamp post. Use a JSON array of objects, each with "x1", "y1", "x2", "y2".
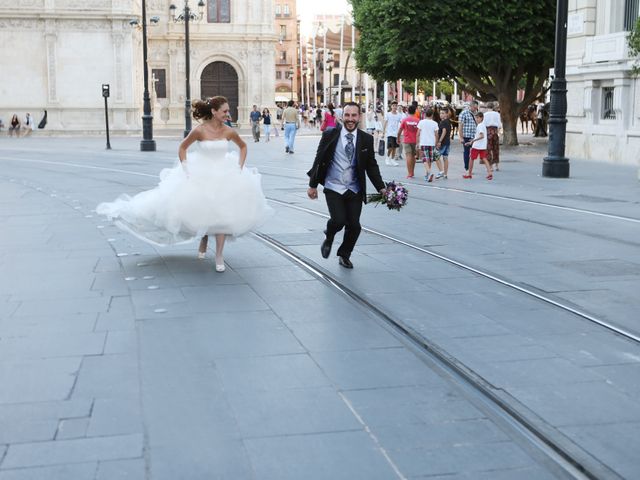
[
  {"x1": 543, "y1": 0, "x2": 570, "y2": 178},
  {"x1": 130, "y1": 6, "x2": 159, "y2": 151},
  {"x1": 288, "y1": 67, "x2": 295, "y2": 100},
  {"x1": 169, "y1": 0, "x2": 206, "y2": 138},
  {"x1": 327, "y1": 50, "x2": 334, "y2": 104}
]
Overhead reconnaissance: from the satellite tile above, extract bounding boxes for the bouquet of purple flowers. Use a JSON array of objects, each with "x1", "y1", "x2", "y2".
[{"x1": 367, "y1": 181, "x2": 408, "y2": 211}]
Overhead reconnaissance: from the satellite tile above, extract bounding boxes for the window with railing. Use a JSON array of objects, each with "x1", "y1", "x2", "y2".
[
  {"x1": 208, "y1": 0, "x2": 230, "y2": 23},
  {"x1": 275, "y1": 4, "x2": 281, "y2": 17},
  {"x1": 276, "y1": 71, "x2": 282, "y2": 79},
  {"x1": 283, "y1": 4, "x2": 290, "y2": 17},
  {"x1": 602, "y1": 87, "x2": 616, "y2": 119}
]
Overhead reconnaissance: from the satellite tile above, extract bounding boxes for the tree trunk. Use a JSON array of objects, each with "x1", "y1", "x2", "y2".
[{"x1": 498, "y1": 90, "x2": 520, "y2": 146}]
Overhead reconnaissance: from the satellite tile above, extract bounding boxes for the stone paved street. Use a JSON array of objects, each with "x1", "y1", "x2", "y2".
[{"x1": 0, "y1": 132, "x2": 639, "y2": 479}]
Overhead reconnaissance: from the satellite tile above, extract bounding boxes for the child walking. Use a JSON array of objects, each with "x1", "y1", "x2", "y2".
[
  {"x1": 417, "y1": 109, "x2": 444, "y2": 182},
  {"x1": 463, "y1": 111, "x2": 493, "y2": 180}
]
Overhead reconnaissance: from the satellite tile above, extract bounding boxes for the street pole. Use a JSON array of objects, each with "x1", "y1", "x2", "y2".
[
  {"x1": 323, "y1": 29, "x2": 327, "y2": 105},
  {"x1": 140, "y1": 0, "x2": 156, "y2": 151},
  {"x1": 338, "y1": 15, "x2": 344, "y2": 105},
  {"x1": 312, "y1": 31, "x2": 317, "y2": 104},
  {"x1": 183, "y1": 1, "x2": 192, "y2": 138},
  {"x1": 102, "y1": 84, "x2": 111, "y2": 150},
  {"x1": 299, "y1": 29, "x2": 304, "y2": 105},
  {"x1": 543, "y1": 0, "x2": 570, "y2": 178}
]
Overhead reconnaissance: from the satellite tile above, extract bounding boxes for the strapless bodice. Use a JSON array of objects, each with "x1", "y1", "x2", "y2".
[{"x1": 197, "y1": 139, "x2": 229, "y2": 152}]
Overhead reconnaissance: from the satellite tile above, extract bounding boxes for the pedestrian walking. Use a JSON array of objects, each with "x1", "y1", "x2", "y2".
[
  {"x1": 464, "y1": 112, "x2": 493, "y2": 180},
  {"x1": 275, "y1": 104, "x2": 283, "y2": 136},
  {"x1": 250, "y1": 105, "x2": 261, "y2": 142},
  {"x1": 437, "y1": 108, "x2": 452, "y2": 179},
  {"x1": 320, "y1": 103, "x2": 337, "y2": 132},
  {"x1": 484, "y1": 102, "x2": 502, "y2": 170},
  {"x1": 416, "y1": 109, "x2": 443, "y2": 182},
  {"x1": 365, "y1": 109, "x2": 376, "y2": 136},
  {"x1": 459, "y1": 101, "x2": 478, "y2": 173},
  {"x1": 534, "y1": 101, "x2": 547, "y2": 137},
  {"x1": 306, "y1": 102, "x2": 386, "y2": 269},
  {"x1": 383, "y1": 101, "x2": 402, "y2": 166},
  {"x1": 282, "y1": 100, "x2": 299, "y2": 154},
  {"x1": 335, "y1": 104, "x2": 343, "y2": 124},
  {"x1": 315, "y1": 106, "x2": 323, "y2": 130},
  {"x1": 397, "y1": 105, "x2": 419, "y2": 178},
  {"x1": 262, "y1": 108, "x2": 272, "y2": 142}
]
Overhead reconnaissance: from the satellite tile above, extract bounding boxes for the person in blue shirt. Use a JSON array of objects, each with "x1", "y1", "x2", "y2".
[{"x1": 249, "y1": 105, "x2": 261, "y2": 142}]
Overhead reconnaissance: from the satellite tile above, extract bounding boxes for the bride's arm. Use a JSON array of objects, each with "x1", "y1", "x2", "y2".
[
  {"x1": 228, "y1": 129, "x2": 247, "y2": 168},
  {"x1": 178, "y1": 127, "x2": 202, "y2": 162}
]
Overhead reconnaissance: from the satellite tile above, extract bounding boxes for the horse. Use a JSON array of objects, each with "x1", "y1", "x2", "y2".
[{"x1": 519, "y1": 104, "x2": 536, "y2": 134}]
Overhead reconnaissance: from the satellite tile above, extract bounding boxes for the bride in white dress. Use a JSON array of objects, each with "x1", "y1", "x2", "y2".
[{"x1": 96, "y1": 96, "x2": 272, "y2": 272}]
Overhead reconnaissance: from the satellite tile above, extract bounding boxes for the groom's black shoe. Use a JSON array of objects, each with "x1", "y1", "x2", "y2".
[
  {"x1": 321, "y1": 238, "x2": 332, "y2": 259},
  {"x1": 338, "y1": 256, "x2": 353, "y2": 269}
]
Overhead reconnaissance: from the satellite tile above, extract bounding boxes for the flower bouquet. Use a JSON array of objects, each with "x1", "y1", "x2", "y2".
[{"x1": 367, "y1": 181, "x2": 408, "y2": 211}]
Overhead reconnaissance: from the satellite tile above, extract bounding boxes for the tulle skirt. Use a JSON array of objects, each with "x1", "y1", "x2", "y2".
[{"x1": 96, "y1": 149, "x2": 273, "y2": 246}]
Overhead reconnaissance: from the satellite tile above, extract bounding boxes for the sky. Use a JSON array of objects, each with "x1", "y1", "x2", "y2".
[{"x1": 297, "y1": 0, "x2": 352, "y2": 37}]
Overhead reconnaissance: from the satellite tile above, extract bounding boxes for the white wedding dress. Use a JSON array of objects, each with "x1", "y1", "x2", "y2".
[{"x1": 96, "y1": 140, "x2": 272, "y2": 246}]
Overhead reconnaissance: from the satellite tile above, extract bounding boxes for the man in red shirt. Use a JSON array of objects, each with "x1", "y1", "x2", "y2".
[{"x1": 397, "y1": 104, "x2": 420, "y2": 178}]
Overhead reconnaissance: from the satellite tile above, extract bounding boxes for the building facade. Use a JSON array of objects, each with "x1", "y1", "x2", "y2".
[
  {"x1": 0, "y1": 0, "x2": 277, "y2": 132},
  {"x1": 566, "y1": 0, "x2": 640, "y2": 173},
  {"x1": 274, "y1": 0, "x2": 298, "y2": 102}
]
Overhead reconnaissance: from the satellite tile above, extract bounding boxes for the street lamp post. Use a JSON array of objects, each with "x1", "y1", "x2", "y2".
[
  {"x1": 327, "y1": 51, "x2": 334, "y2": 105},
  {"x1": 543, "y1": 0, "x2": 570, "y2": 178},
  {"x1": 170, "y1": 0, "x2": 205, "y2": 138},
  {"x1": 130, "y1": 4, "x2": 159, "y2": 151},
  {"x1": 288, "y1": 67, "x2": 294, "y2": 100}
]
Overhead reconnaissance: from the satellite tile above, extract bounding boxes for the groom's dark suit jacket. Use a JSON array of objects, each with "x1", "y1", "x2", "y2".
[{"x1": 307, "y1": 125, "x2": 385, "y2": 204}]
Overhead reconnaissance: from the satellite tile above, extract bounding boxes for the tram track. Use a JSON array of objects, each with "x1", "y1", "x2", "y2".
[
  {"x1": 266, "y1": 197, "x2": 640, "y2": 345},
  {"x1": 3, "y1": 154, "x2": 639, "y2": 224},
  {"x1": 255, "y1": 165, "x2": 640, "y2": 224},
  {"x1": 2, "y1": 155, "x2": 638, "y2": 343},
  {"x1": 2, "y1": 151, "x2": 636, "y2": 479},
  {"x1": 252, "y1": 231, "x2": 608, "y2": 480}
]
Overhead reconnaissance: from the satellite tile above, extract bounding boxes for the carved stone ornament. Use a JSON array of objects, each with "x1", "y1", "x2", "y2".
[{"x1": 0, "y1": 18, "x2": 45, "y2": 29}]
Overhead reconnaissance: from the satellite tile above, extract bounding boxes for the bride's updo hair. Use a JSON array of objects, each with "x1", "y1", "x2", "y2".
[{"x1": 192, "y1": 96, "x2": 228, "y2": 120}]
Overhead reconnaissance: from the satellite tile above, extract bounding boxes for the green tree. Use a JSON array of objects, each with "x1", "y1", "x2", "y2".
[
  {"x1": 628, "y1": 17, "x2": 640, "y2": 75},
  {"x1": 350, "y1": 0, "x2": 555, "y2": 145}
]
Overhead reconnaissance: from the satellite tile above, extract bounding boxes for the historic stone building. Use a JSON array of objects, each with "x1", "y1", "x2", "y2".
[
  {"x1": 0, "y1": 0, "x2": 277, "y2": 133},
  {"x1": 566, "y1": 0, "x2": 640, "y2": 173},
  {"x1": 274, "y1": 0, "x2": 298, "y2": 102}
]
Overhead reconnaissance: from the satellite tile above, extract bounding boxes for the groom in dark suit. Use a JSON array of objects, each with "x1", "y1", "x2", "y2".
[{"x1": 307, "y1": 103, "x2": 386, "y2": 269}]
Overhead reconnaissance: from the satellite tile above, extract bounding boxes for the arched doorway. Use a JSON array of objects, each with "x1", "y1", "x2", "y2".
[{"x1": 201, "y1": 62, "x2": 239, "y2": 123}]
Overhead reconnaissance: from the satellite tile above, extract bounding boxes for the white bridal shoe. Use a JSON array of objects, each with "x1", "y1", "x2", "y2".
[{"x1": 215, "y1": 256, "x2": 225, "y2": 272}]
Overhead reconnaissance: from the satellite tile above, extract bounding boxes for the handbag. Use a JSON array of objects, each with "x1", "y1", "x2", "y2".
[{"x1": 377, "y1": 138, "x2": 385, "y2": 156}]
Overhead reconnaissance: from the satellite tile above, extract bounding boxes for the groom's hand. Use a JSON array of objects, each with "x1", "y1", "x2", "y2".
[{"x1": 307, "y1": 187, "x2": 318, "y2": 200}]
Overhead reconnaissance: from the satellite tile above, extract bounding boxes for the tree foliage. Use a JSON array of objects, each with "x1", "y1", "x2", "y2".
[
  {"x1": 628, "y1": 17, "x2": 640, "y2": 75},
  {"x1": 350, "y1": 0, "x2": 556, "y2": 144}
]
